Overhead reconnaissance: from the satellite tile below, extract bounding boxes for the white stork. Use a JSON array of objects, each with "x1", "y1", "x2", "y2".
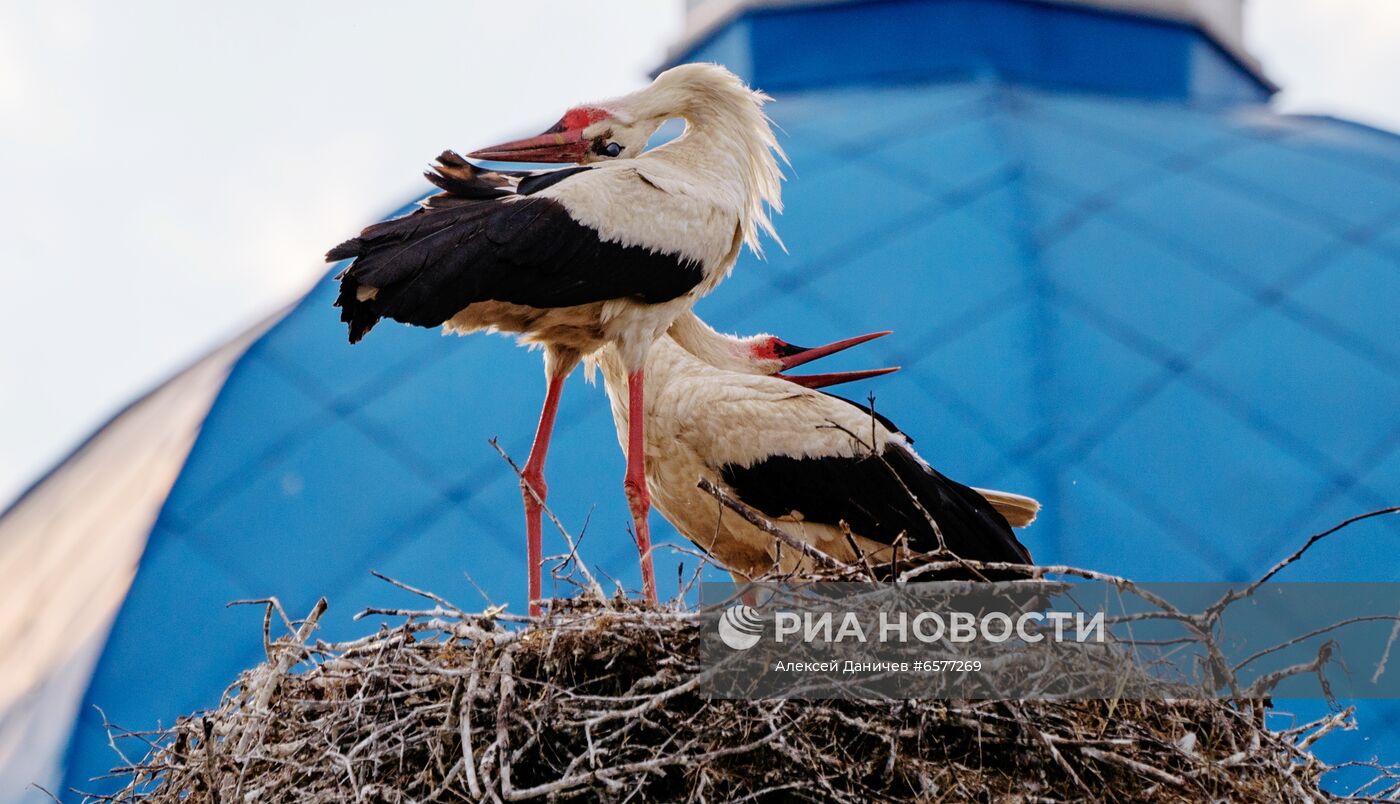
[
  {"x1": 327, "y1": 64, "x2": 784, "y2": 613},
  {"x1": 593, "y1": 314, "x2": 1038, "y2": 585}
]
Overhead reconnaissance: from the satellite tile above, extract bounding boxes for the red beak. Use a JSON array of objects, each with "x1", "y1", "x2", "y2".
[
  {"x1": 773, "y1": 330, "x2": 899, "y2": 389},
  {"x1": 777, "y1": 330, "x2": 892, "y2": 371},
  {"x1": 783, "y1": 366, "x2": 901, "y2": 389},
  {"x1": 467, "y1": 125, "x2": 589, "y2": 164}
]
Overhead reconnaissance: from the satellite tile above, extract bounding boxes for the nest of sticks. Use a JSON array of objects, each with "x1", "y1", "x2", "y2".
[{"x1": 88, "y1": 501, "x2": 1400, "y2": 802}]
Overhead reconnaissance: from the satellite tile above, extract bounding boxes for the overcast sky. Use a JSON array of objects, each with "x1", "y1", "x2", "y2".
[{"x1": 1, "y1": 0, "x2": 1397, "y2": 507}]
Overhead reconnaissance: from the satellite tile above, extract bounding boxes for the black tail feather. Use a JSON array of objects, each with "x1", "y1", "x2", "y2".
[
  {"x1": 326, "y1": 238, "x2": 364, "y2": 262},
  {"x1": 422, "y1": 150, "x2": 515, "y2": 203},
  {"x1": 334, "y1": 274, "x2": 380, "y2": 344}
]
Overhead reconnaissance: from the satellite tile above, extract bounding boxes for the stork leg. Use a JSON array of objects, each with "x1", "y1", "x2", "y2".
[
  {"x1": 624, "y1": 369, "x2": 658, "y2": 604},
  {"x1": 522, "y1": 370, "x2": 568, "y2": 618}
]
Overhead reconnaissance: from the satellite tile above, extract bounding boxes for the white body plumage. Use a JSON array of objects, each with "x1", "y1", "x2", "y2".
[
  {"x1": 442, "y1": 63, "x2": 784, "y2": 377},
  {"x1": 595, "y1": 336, "x2": 902, "y2": 579},
  {"x1": 593, "y1": 322, "x2": 1039, "y2": 583}
]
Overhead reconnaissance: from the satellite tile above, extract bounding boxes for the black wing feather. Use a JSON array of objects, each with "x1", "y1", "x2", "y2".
[
  {"x1": 720, "y1": 443, "x2": 1032, "y2": 580},
  {"x1": 516, "y1": 166, "x2": 592, "y2": 196},
  {"x1": 328, "y1": 155, "x2": 703, "y2": 343},
  {"x1": 420, "y1": 150, "x2": 524, "y2": 203}
]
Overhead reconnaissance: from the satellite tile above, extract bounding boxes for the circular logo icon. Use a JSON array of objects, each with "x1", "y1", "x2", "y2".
[{"x1": 717, "y1": 605, "x2": 765, "y2": 650}]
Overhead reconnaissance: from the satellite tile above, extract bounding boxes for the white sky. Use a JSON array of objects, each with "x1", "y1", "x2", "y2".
[
  {"x1": 0, "y1": 0, "x2": 1397, "y2": 507},
  {"x1": 1246, "y1": 0, "x2": 1400, "y2": 132}
]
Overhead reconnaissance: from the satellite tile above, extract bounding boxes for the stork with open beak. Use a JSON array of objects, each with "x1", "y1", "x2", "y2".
[
  {"x1": 593, "y1": 313, "x2": 1038, "y2": 585},
  {"x1": 326, "y1": 64, "x2": 784, "y2": 614}
]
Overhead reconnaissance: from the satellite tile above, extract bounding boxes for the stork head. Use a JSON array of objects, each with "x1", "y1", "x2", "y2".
[
  {"x1": 747, "y1": 332, "x2": 900, "y2": 388},
  {"x1": 666, "y1": 313, "x2": 897, "y2": 389},
  {"x1": 468, "y1": 103, "x2": 663, "y2": 165},
  {"x1": 468, "y1": 63, "x2": 780, "y2": 172}
]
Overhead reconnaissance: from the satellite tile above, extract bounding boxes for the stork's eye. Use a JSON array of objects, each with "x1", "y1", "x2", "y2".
[{"x1": 588, "y1": 137, "x2": 625, "y2": 158}]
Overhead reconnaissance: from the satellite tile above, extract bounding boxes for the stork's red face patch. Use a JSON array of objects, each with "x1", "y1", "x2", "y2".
[
  {"x1": 553, "y1": 106, "x2": 610, "y2": 133},
  {"x1": 751, "y1": 337, "x2": 803, "y2": 362}
]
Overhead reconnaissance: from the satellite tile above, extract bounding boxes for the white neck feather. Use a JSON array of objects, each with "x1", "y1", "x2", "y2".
[
  {"x1": 627, "y1": 64, "x2": 787, "y2": 257},
  {"x1": 666, "y1": 311, "x2": 776, "y2": 374}
]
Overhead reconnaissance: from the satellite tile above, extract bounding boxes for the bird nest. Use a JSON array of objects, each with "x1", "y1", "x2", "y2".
[
  {"x1": 90, "y1": 557, "x2": 1398, "y2": 802},
  {"x1": 83, "y1": 472, "x2": 1400, "y2": 803}
]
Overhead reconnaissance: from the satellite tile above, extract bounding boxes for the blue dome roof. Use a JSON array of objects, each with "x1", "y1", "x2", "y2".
[{"x1": 19, "y1": 0, "x2": 1398, "y2": 796}]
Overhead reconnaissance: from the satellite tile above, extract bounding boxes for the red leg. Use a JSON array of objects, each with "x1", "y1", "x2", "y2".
[
  {"x1": 624, "y1": 369, "x2": 657, "y2": 604},
  {"x1": 522, "y1": 371, "x2": 568, "y2": 617}
]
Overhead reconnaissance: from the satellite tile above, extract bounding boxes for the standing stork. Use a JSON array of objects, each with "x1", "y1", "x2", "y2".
[
  {"x1": 326, "y1": 64, "x2": 784, "y2": 613},
  {"x1": 593, "y1": 314, "x2": 1038, "y2": 584}
]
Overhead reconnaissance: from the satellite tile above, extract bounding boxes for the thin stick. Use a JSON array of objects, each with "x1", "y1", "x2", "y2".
[
  {"x1": 490, "y1": 437, "x2": 604, "y2": 599},
  {"x1": 1206, "y1": 507, "x2": 1400, "y2": 621}
]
